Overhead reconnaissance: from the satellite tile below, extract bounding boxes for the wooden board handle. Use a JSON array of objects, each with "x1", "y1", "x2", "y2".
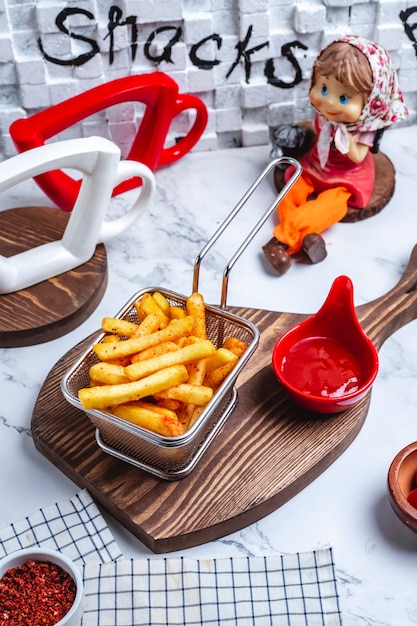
[{"x1": 357, "y1": 244, "x2": 417, "y2": 349}]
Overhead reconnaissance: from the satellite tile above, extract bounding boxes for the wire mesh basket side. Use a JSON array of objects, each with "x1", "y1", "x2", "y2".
[
  {"x1": 95, "y1": 387, "x2": 238, "y2": 479},
  {"x1": 61, "y1": 287, "x2": 259, "y2": 455}
]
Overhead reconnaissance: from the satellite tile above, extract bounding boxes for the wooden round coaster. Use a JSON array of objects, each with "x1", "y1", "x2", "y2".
[
  {"x1": 274, "y1": 151, "x2": 396, "y2": 223},
  {"x1": 0, "y1": 206, "x2": 108, "y2": 347}
]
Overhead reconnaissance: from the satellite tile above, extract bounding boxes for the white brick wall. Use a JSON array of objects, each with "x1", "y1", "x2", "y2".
[{"x1": 0, "y1": 0, "x2": 415, "y2": 158}]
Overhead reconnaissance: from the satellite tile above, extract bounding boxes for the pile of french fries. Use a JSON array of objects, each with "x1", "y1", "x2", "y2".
[{"x1": 78, "y1": 291, "x2": 248, "y2": 438}]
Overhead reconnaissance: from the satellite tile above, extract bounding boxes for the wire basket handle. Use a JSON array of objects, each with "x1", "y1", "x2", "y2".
[{"x1": 192, "y1": 156, "x2": 302, "y2": 308}]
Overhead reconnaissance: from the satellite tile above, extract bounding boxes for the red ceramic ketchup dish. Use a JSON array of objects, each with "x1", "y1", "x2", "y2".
[{"x1": 272, "y1": 275, "x2": 379, "y2": 413}]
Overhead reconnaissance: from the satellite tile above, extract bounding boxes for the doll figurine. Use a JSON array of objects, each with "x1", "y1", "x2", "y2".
[{"x1": 263, "y1": 35, "x2": 408, "y2": 275}]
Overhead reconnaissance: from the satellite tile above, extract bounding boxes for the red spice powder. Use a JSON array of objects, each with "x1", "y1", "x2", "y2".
[{"x1": 0, "y1": 559, "x2": 77, "y2": 626}]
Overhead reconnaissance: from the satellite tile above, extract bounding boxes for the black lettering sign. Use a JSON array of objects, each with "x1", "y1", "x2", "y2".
[
  {"x1": 400, "y1": 7, "x2": 417, "y2": 56},
  {"x1": 189, "y1": 34, "x2": 222, "y2": 70},
  {"x1": 265, "y1": 41, "x2": 307, "y2": 89},
  {"x1": 37, "y1": 4, "x2": 412, "y2": 90},
  {"x1": 106, "y1": 6, "x2": 138, "y2": 64},
  {"x1": 226, "y1": 25, "x2": 269, "y2": 83},
  {"x1": 38, "y1": 8, "x2": 99, "y2": 66},
  {"x1": 144, "y1": 26, "x2": 182, "y2": 64}
]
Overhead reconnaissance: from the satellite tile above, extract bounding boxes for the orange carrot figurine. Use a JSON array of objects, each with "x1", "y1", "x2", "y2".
[{"x1": 263, "y1": 35, "x2": 408, "y2": 275}]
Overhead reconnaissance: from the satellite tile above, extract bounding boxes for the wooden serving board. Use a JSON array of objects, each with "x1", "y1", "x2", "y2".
[
  {"x1": 31, "y1": 245, "x2": 417, "y2": 553},
  {"x1": 0, "y1": 206, "x2": 108, "y2": 347}
]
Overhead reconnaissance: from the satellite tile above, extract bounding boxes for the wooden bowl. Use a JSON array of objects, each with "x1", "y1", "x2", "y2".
[{"x1": 388, "y1": 441, "x2": 417, "y2": 533}]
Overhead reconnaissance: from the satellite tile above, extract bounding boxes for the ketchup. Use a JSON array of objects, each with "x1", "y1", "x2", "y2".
[{"x1": 280, "y1": 336, "x2": 363, "y2": 397}]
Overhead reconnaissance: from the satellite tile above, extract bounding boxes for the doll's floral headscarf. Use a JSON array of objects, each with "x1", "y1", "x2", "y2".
[
  {"x1": 313, "y1": 35, "x2": 408, "y2": 166},
  {"x1": 336, "y1": 34, "x2": 408, "y2": 132}
]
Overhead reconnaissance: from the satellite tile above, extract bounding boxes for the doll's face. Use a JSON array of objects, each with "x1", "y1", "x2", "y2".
[{"x1": 309, "y1": 73, "x2": 365, "y2": 124}]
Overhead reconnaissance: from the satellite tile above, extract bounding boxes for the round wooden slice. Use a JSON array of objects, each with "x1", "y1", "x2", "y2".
[
  {"x1": 0, "y1": 206, "x2": 108, "y2": 347},
  {"x1": 274, "y1": 152, "x2": 396, "y2": 223}
]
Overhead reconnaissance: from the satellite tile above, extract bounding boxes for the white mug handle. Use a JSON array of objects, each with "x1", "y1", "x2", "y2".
[{"x1": 98, "y1": 159, "x2": 155, "y2": 244}]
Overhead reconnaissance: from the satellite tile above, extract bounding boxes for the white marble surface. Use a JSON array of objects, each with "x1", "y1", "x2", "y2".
[{"x1": 2, "y1": 125, "x2": 417, "y2": 625}]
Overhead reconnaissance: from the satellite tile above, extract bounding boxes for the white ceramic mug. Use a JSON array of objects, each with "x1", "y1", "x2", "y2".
[{"x1": 0, "y1": 136, "x2": 155, "y2": 294}]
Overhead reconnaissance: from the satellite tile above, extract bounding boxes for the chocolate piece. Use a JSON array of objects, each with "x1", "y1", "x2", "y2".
[
  {"x1": 262, "y1": 238, "x2": 293, "y2": 275},
  {"x1": 302, "y1": 233, "x2": 327, "y2": 264}
]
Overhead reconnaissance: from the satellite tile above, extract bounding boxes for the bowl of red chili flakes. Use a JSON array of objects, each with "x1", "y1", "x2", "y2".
[{"x1": 0, "y1": 547, "x2": 84, "y2": 626}]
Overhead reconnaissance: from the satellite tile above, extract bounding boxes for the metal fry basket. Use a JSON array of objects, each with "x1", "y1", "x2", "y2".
[{"x1": 61, "y1": 157, "x2": 301, "y2": 480}]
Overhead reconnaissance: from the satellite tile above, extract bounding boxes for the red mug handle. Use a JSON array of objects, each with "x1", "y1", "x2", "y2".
[
  {"x1": 10, "y1": 72, "x2": 207, "y2": 211},
  {"x1": 157, "y1": 93, "x2": 209, "y2": 167}
]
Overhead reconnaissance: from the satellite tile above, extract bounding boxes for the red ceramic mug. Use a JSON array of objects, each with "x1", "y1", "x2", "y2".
[{"x1": 10, "y1": 72, "x2": 208, "y2": 212}]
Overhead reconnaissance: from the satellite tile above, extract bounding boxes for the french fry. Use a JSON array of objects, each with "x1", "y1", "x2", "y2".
[
  {"x1": 188, "y1": 406, "x2": 204, "y2": 429},
  {"x1": 186, "y1": 292, "x2": 206, "y2": 339},
  {"x1": 204, "y1": 363, "x2": 235, "y2": 389},
  {"x1": 79, "y1": 291, "x2": 248, "y2": 437},
  {"x1": 183, "y1": 357, "x2": 207, "y2": 429},
  {"x1": 125, "y1": 339, "x2": 216, "y2": 381},
  {"x1": 223, "y1": 336, "x2": 249, "y2": 357},
  {"x1": 93, "y1": 316, "x2": 194, "y2": 361},
  {"x1": 204, "y1": 348, "x2": 239, "y2": 373},
  {"x1": 110, "y1": 401, "x2": 183, "y2": 437},
  {"x1": 155, "y1": 383, "x2": 213, "y2": 406},
  {"x1": 175, "y1": 335, "x2": 200, "y2": 348},
  {"x1": 169, "y1": 305, "x2": 186, "y2": 319},
  {"x1": 107, "y1": 356, "x2": 132, "y2": 367},
  {"x1": 114, "y1": 399, "x2": 177, "y2": 419},
  {"x1": 133, "y1": 304, "x2": 146, "y2": 323},
  {"x1": 130, "y1": 341, "x2": 179, "y2": 364},
  {"x1": 78, "y1": 364, "x2": 189, "y2": 410},
  {"x1": 134, "y1": 292, "x2": 170, "y2": 328},
  {"x1": 155, "y1": 398, "x2": 181, "y2": 412},
  {"x1": 100, "y1": 336, "x2": 132, "y2": 365},
  {"x1": 100, "y1": 331, "x2": 130, "y2": 366},
  {"x1": 204, "y1": 336, "x2": 249, "y2": 388},
  {"x1": 131, "y1": 313, "x2": 161, "y2": 337},
  {"x1": 89, "y1": 362, "x2": 130, "y2": 385},
  {"x1": 102, "y1": 335, "x2": 121, "y2": 343},
  {"x1": 102, "y1": 317, "x2": 140, "y2": 337},
  {"x1": 186, "y1": 358, "x2": 207, "y2": 382},
  {"x1": 151, "y1": 291, "x2": 170, "y2": 316}
]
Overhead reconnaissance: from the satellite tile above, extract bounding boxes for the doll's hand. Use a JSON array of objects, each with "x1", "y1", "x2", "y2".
[{"x1": 347, "y1": 133, "x2": 370, "y2": 163}]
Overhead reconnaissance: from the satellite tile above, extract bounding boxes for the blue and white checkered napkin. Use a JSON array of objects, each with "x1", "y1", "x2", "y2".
[
  {"x1": 0, "y1": 490, "x2": 342, "y2": 625},
  {"x1": 0, "y1": 489, "x2": 121, "y2": 564},
  {"x1": 81, "y1": 550, "x2": 342, "y2": 626}
]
